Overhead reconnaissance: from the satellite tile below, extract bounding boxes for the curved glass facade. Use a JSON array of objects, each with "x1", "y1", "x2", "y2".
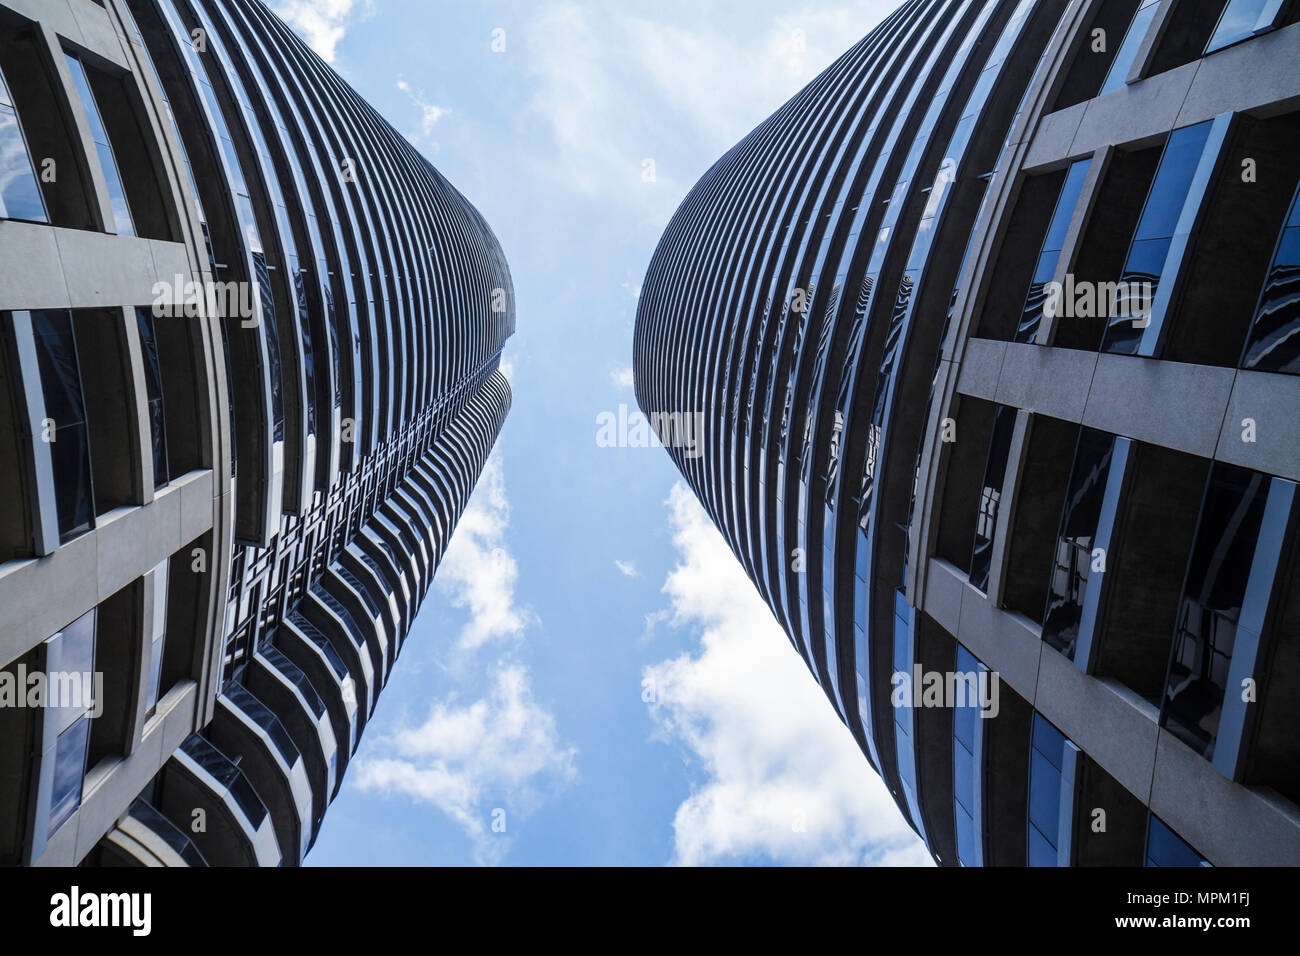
[
  {"x1": 635, "y1": 0, "x2": 1300, "y2": 865},
  {"x1": 0, "y1": 0, "x2": 512, "y2": 866}
]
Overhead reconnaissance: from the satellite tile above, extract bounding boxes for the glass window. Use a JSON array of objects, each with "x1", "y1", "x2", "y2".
[
  {"x1": 1017, "y1": 160, "x2": 1090, "y2": 342},
  {"x1": 179, "y1": 734, "x2": 268, "y2": 828},
  {"x1": 144, "y1": 632, "x2": 165, "y2": 717},
  {"x1": 27, "y1": 310, "x2": 95, "y2": 541},
  {"x1": 1240, "y1": 184, "x2": 1300, "y2": 374},
  {"x1": 0, "y1": 62, "x2": 48, "y2": 223},
  {"x1": 1098, "y1": 0, "x2": 1160, "y2": 95},
  {"x1": 1145, "y1": 814, "x2": 1211, "y2": 866},
  {"x1": 969, "y1": 405, "x2": 1017, "y2": 589},
  {"x1": 46, "y1": 607, "x2": 97, "y2": 835},
  {"x1": 144, "y1": 557, "x2": 169, "y2": 717},
  {"x1": 225, "y1": 683, "x2": 300, "y2": 767},
  {"x1": 1102, "y1": 122, "x2": 1215, "y2": 353},
  {"x1": 134, "y1": 309, "x2": 169, "y2": 486},
  {"x1": 49, "y1": 715, "x2": 90, "y2": 836},
  {"x1": 63, "y1": 55, "x2": 134, "y2": 236},
  {"x1": 1042, "y1": 428, "x2": 1118, "y2": 658},
  {"x1": 1027, "y1": 713, "x2": 1069, "y2": 865},
  {"x1": 1162, "y1": 463, "x2": 1270, "y2": 756},
  {"x1": 1205, "y1": 0, "x2": 1271, "y2": 55}
]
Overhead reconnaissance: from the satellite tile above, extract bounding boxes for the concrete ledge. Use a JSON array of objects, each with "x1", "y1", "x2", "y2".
[
  {"x1": 1216, "y1": 370, "x2": 1300, "y2": 480},
  {"x1": 1023, "y1": 100, "x2": 1087, "y2": 168},
  {"x1": 66, "y1": 0, "x2": 129, "y2": 69},
  {"x1": 0, "y1": 223, "x2": 70, "y2": 310},
  {"x1": 955, "y1": 337, "x2": 1005, "y2": 401},
  {"x1": 994, "y1": 341, "x2": 1096, "y2": 421},
  {"x1": 1150, "y1": 729, "x2": 1300, "y2": 866},
  {"x1": 1027, "y1": 24, "x2": 1300, "y2": 170},
  {"x1": 1070, "y1": 62, "x2": 1195, "y2": 155},
  {"x1": 0, "y1": 469, "x2": 214, "y2": 666},
  {"x1": 1034, "y1": 651, "x2": 1160, "y2": 804},
  {"x1": 1178, "y1": 22, "x2": 1300, "y2": 125},
  {"x1": 0, "y1": 226, "x2": 193, "y2": 312},
  {"x1": 954, "y1": 568, "x2": 1042, "y2": 701},
  {"x1": 921, "y1": 555, "x2": 965, "y2": 636},
  {"x1": 2, "y1": 0, "x2": 127, "y2": 70},
  {"x1": 1083, "y1": 354, "x2": 1233, "y2": 458}
]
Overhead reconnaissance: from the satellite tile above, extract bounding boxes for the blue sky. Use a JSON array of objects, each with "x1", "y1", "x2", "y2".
[{"x1": 270, "y1": 0, "x2": 931, "y2": 867}]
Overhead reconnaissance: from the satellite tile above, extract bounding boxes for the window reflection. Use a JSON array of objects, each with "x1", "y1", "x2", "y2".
[
  {"x1": 1161, "y1": 463, "x2": 1271, "y2": 756},
  {"x1": 46, "y1": 608, "x2": 97, "y2": 836},
  {"x1": 1145, "y1": 813, "x2": 1211, "y2": 866},
  {"x1": 1042, "y1": 428, "x2": 1118, "y2": 659},
  {"x1": 1028, "y1": 713, "x2": 1067, "y2": 866},
  {"x1": 1240, "y1": 182, "x2": 1300, "y2": 374},
  {"x1": 1205, "y1": 0, "x2": 1271, "y2": 55},
  {"x1": 63, "y1": 55, "x2": 134, "y2": 236},
  {"x1": 1102, "y1": 121, "x2": 1214, "y2": 353},
  {"x1": 1018, "y1": 160, "x2": 1090, "y2": 343},
  {"x1": 969, "y1": 404, "x2": 1016, "y2": 591},
  {"x1": 953, "y1": 645, "x2": 984, "y2": 865},
  {"x1": 0, "y1": 64, "x2": 47, "y2": 223},
  {"x1": 25, "y1": 310, "x2": 95, "y2": 542},
  {"x1": 1098, "y1": 0, "x2": 1160, "y2": 95},
  {"x1": 134, "y1": 309, "x2": 169, "y2": 487}
]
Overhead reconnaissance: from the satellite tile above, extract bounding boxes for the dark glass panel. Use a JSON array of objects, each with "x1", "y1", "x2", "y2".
[
  {"x1": 1099, "y1": 1, "x2": 1159, "y2": 94},
  {"x1": 1028, "y1": 747, "x2": 1062, "y2": 849},
  {"x1": 1145, "y1": 814, "x2": 1211, "y2": 866},
  {"x1": 63, "y1": 55, "x2": 133, "y2": 236},
  {"x1": 1134, "y1": 125, "x2": 1213, "y2": 242},
  {"x1": 1205, "y1": 0, "x2": 1270, "y2": 54},
  {"x1": 1042, "y1": 429, "x2": 1118, "y2": 657},
  {"x1": 29, "y1": 311, "x2": 94, "y2": 540},
  {"x1": 179, "y1": 734, "x2": 268, "y2": 828},
  {"x1": 135, "y1": 308, "x2": 169, "y2": 486},
  {"x1": 252, "y1": 251, "x2": 285, "y2": 442},
  {"x1": 0, "y1": 102, "x2": 47, "y2": 222},
  {"x1": 225, "y1": 683, "x2": 300, "y2": 766},
  {"x1": 49, "y1": 716, "x2": 90, "y2": 835},
  {"x1": 129, "y1": 797, "x2": 206, "y2": 866},
  {"x1": 970, "y1": 404, "x2": 1016, "y2": 590},
  {"x1": 953, "y1": 737, "x2": 975, "y2": 813},
  {"x1": 1028, "y1": 818, "x2": 1057, "y2": 865},
  {"x1": 1033, "y1": 711, "x2": 1067, "y2": 769},
  {"x1": 1017, "y1": 160, "x2": 1090, "y2": 343},
  {"x1": 1162, "y1": 463, "x2": 1269, "y2": 756},
  {"x1": 1241, "y1": 190, "x2": 1300, "y2": 374}
]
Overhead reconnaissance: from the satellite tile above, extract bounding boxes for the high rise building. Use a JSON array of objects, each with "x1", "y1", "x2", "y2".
[
  {"x1": 0, "y1": 0, "x2": 512, "y2": 865},
  {"x1": 634, "y1": 0, "x2": 1300, "y2": 865}
]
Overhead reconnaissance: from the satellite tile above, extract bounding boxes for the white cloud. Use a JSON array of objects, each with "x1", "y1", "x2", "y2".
[
  {"x1": 644, "y1": 483, "x2": 933, "y2": 866},
  {"x1": 614, "y1": 559, "x2": 638, "y2": 578},
  {"x1": 351, "y1": 453, "x2": 576, "y2": 864},
  {"x1": 353, "y1": 663, "x2": 577, "y2": 865},
  {"x1": 609, "y1": 366, "x2": 635, "y2": 389},
  {"x1": 396, "y1": 77, "x2": 451, "y2": 150},
  {"x1": 434, "y1": 454, "x2": 533, "y2": 651},
  {"x1": 520, "y1": 2, "x2": 894, "y2": 206},
  {"x1": 268, "y1": 0, "x2": 370, "y2": 63}
]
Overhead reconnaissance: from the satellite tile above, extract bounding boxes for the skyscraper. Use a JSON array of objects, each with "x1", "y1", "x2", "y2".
[
  {"x1": 634, "y1": 0, "x2": 1300, "y2": 865},
  {"x1": 0, "y1": 0, "x2": 512, "y2": 865}
]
